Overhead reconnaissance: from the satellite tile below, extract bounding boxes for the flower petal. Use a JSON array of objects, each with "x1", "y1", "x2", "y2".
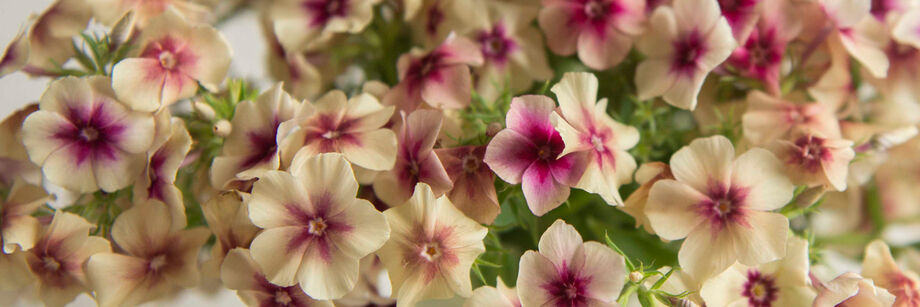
[
  {"x1": 645, "y1": 179, "x2": 708, "y2": 240},
  {"x1": 538, "y1": 4, "x2": 579, "y2": 55},
  {"x1": 670, "y1": 135, "x2": 735, "y2": 193},
  {"x1": 577, "y1": 29, "x2": 632, "y2": 70},
  {"x1": 538, "y1": 219, "x2": 584, "y2": 266},
  {"x1": 341, "y1": 129, "x2": 398, "y2": 171},
  {"x1": 730, "y1": 211, "x2": 788, "y2": 266},
  {"x1": 248, "y1": 226, "x2": 308, "y2": 287},
  {"x1": 731, "y1": 148, "x2": 793, "y2": 211},
  {"x1": 420, "y1": 64, "x2": 473, "y2": 109},
  {"x1": 522, "y1": 162, "x2": 570, "y2": 216},
  {"x1": 573, "y1": 242, "x2": 626, "y2": 303},
  {"x1": 484, "y1": 129, "x2": 536, "y2": 184}
]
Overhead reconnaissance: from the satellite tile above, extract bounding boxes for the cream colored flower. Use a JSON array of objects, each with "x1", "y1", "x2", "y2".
[
  {"x1": 465, "y1": 277, "x2": 520, "y2": 307},
  {"x1": 814, "y1": 272, "x2": 896, "y2": 307},
  {"x1": 221, "y1": 248, "x2": 333, "y2": 307},
  {"x1": 376, "y1": 183, "x2": 487, "y2": 306},
  {"x1": 86, "y1": 0, "x2": 212, "y2": 26},
  {"x1": 133, "y1": 114, "x2": 191, "y2": 226},
  {"x1": 247, "y1": 153, "x2": 389, "y2": 300},
  {"x1": 770, "y1": 132, "x2": 855, "y2": 192},
  {"x1": 742, "y1": 90, "x2": 841, "y2": 146},
  {"x1": 1, "y1": 180, "x2": 50, "y2": 253},
  {"x1": 0, "y1": 104, "x2": 41, "y2": 186},
  {"x1": 862, "y1": 240, "x2": 920, "y2": 306},
  {"x1": 200, "y1": 191, "x2": 260, "y2": 279},
  {"x1": 272, "y1": 0, "x2": 381, "y2": 52},
  {"x1": 622, "y1": 162, "x2": 673, "y2": 235}
]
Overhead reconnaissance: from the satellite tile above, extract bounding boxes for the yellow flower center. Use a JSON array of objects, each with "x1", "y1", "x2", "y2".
[
  {"x1": 717, "y1": 199, "x2": 733, "y2": 216},
  {"x1": 420, "y1": 243, "x2": 441, "y2": 261},
  {"x1": 79, "y1": 127, "x2": 100, "y2": 142},
  {"x1": 308, "y1": 218, "x2": 328, "y2": 235},
  {"x1": 159, "y1": 52, "x2": 177, "y2": 69},
  {"x1": 591, "y1": 135, "x2": 605, "y2": 152}
]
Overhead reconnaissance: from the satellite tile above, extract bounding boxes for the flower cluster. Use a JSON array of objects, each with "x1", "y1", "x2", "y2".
[{"x1": 2, "y1": 0, "x2": 920, "y2": 306}]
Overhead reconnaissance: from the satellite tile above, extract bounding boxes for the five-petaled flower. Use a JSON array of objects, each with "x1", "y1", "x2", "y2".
[
  {"x1": 272, "y1": 0, "x2": 381, "y2": 52},
  {"x1": 373, "y1": 110, "x2": 453, "y2": 207},
  {"x1": 538, "y1": 0, "x2": 646, "y2": 70}
]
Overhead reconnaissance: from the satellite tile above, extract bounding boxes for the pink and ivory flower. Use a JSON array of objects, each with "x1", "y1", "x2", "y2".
[
  {"x1": 111, "y1": 8, "x2": 232, "y2": 112},
  {"x1": 700, "y1": 236, "x2": 816, "y2": 307},
  {"x1": 382, "y1": 34, "x2": 484, "y2": 111},
  {"x1": 770, "y1": 132, "x2": 855, "y2": 191},
  {"x1": 376, "y1": 183, "x2": 488, "y2": 306},
  {"x1": 516, "y1": 219, "x2": 626, "y2": 307},
  {"x1": 1, "y1": 180, "x2": 50, "y2": 253},
  {"x1": 862, "y1": 240, "x2": 920, "y2": 306},
  {"x1": 552, "y1": 72, "x2": 639, "y2": 206},
  {"x1": 25, "y1": 211, "x2": 111, "y2": 307},
  {"x1": 435, "y1": 145, "x2": 500, "y2": 224},
  {"x1": 22, "y1": 76, "x2": 155, "y2": 193},
  {"x1": 893, "y1": 8, "x2": 920, "y2": 50},
  {"x1": 622, "y1": 162, "x2": 673, "y2": 235},
  {"x1": 0, "y1": 0, "x2": 92, "y2": 76},
  {"x1": 815, "y1": 0, "x2": 890, "y2": 78},
  {"x1": 538, "y1": 0, "x2": 645, "y2": 70},
  {"x1": 484, "y1": 95, "x2": 588, "y2": 216},
  {"x1": 465, "y1": 277, "x2": 520, "y2": 307},
  {"x1": 86, "y1": 200, "x2": 210, "y2": 307},
  {"x1": 247, "y1": 153, "x2": 390, "y2": 300},
  {"x1": 644, "y1": 135, "x2": 794, "y2": 280},
  {"x1": 404, "y1": 0, "x2": 467, "y2": 48},
  {"x1": 200, "y1": 191, "x2": 260, "y2": 278},
  {"x1": 272, "y1": 0, "x2": 381, "y2": 52},
  {"x1": 221, "y1": 248, "x2": 333, "y2": 307},
  {"x1": 210, "y1": 84, "x2": 300, "y2": 189},
  {"x1": 279, "y1": 90, "x2": 397, "y2": 171},
  {"x1": 718, "y1": 0, "x2": 762, "y2": 43},
  {"x1": 742, "y1": 90, "x2": 841, "y2": 146},
  {"x1": 133, "y1": 115, "x2": 191, "y2": 226},
  {"x1": 463, "y1": 1, "x2": 552, "y2": 101},
  {"x1": 727, "y1": 0, "x2": 801, "y2": 95},
  {"x1": 372, "y1": 110, "x2": 453, "y2": 207},
  {"x1": 86, "y1": 0, "x2": 212, "y2": 27},
  {"x1": 335, "y1": 255, "x2": 396, "y2": 306},
  {"x1": 814, "y1": 272, "x2": 896, "y2": 307},
  {"x1": 635, "y1": 0, "x2": 736, "y2": 110},
  {"x1": 0, "y1": 105, "x2": 42, "y2": 186}
]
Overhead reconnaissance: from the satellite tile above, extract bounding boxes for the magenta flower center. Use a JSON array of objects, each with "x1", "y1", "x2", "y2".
[
  {"x1": 478, "y1": 25, "x2": 517, "y2": 65},
  {"x1": 79, "y1": 126, "x2": 100, "y2": 142},
  {"x1": 741, "y1": 270, "x2": 778, "y2": 307},
  {"x1": 542, "y1": 264, "x2": 591, "y2": 306},
  {"x1": 672, "y1": 32, "x2": 706, "y2": 74},
  {"x1": 584, "y1": 0, "x2": 610, "y2": 20},
  {"x1": 54, "y1": 104, "x2": 127, "y2": 166},
  {"x1": 425, "y1": 5, "x2": 445, "y2": 36},
  {"x1": 719, "y1": 0, "x2": 758, "y2": 27},
  {"x1": 699, "y1": 183, "x2": 749, "y2": 230},
  {"x1": 141, "y1": 36, "x2": 196, "y2": 73},
  {"x1": 744, "y1": 29, "x2": 782, "y2": 68},
  {"x1": 304, "y1": 0, "x2": 349, "y2": 26},
  {"x1": 537, "y1": 145, "x2": 557, "y2": 161},
  {"x1": 790, "y1": 135, "x2": 830, "y2": 173}
]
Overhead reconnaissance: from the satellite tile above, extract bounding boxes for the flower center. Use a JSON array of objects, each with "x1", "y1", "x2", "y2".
[
  {"x1": 716, "y1": 199, "x2": 732, "y2": 216},
  {"x1": 158, "y1": 51, "x2": 176, "y2": 69},
  {"x1": 307, "y1": 218, "x2": 328, "y2": 235},
  {"x1": 537, "y1": 145, "x2": 555, "y2": 161},
  {"x1": 325, "y1": 0, "x2": 343, "y2": 14},
  {"x1": 591, "y1": 135, "x2": 605, "y2": 152},
  {"x1": 584, "y1": 0, "x2": 609, "y2": 20},
  {"x1": 700, "y1": 184, "x2": 748, "y2": 228},
  {"x1": 420, "y1": 242, "x2": 442, "y2": 261},
  {"x1": 42, "y1": 256, "x2": 61, "y2": 271},
  {"x1": 79, "y1": 127, "x2": 100, "y2": 142},
  {"x1": 274, "y1": 290, "x2": 293, "y2": 305},
  {"x1": 742, "y1": 270, "x2": 778, "y2": 306},
  {"x1": 462, "y1": 154, "x2": 480, "y2": 173},
  {"x1": 408, "y1": 160, "x2": 420, "y2": 177},
  {"x1": 321, "y1": 130, "x2": 341, "y2": 139},
  {"x1": 149, "y1": 254, "x2": 167, "y2": 272},
  {"x1": 791, "y1": 135, "x2": 829, "y2": 172},
  {"x1": 672, "y1": 32, "x2": 705, "y2": 73},
  {"x1": 548, "y1": 268, "x2": 589, "y2": 305}
]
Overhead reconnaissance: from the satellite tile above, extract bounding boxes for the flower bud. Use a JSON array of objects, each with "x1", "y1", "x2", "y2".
[
  {"x1": 193, "y1": 101, "x2": 217, "y2": 121},
  {"x1": 629, "y1": 271, "x2": 643, "y2": 283},
  {"x1": 109, "y1": 11, "x2": 137, "y2": 51},
  {"x1": 213, "y1": 119, "x2": 232, "y2": 137},
  {"x1": 486, "y1": 122, "x2": 503, "y2": 137}
]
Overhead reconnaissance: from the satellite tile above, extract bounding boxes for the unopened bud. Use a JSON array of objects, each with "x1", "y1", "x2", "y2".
[
  {"x1": 109, "y1": 11, "x2": 137, "y2": 50},
  {"x1": 213, "y1": 119, "x2": 232, "y2": 137},
  {"x1": 193, "y1": 101, "x2": 217, "y2": 121},
  {"x1": 486, "y1": 122, "x2": 503, "y2": 137},
  {"x1": 629, "y1": 271, "x2": 643, "y2": 283}
]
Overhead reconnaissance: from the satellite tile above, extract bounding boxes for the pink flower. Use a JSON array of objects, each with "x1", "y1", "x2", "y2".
[
  {"x1": 635, "y1": 0, "x2": 736, "y2": 110},
  {"x1": 272, "y1": 0, "x2": 381, "y2": 52},
  {"x1": 538, "y1": 0, "x2": 645, "y2": 70},
  {"x1": 382, "y1": 34, "x2": 484, "y2": 111},
  {"x1": 742, "y1": 90, "x2": 841, "y2": 146},
  {"x1": 376, "y1": 183, "x2": 487, "y2": 306},
  {"x1": 817, "y1": 0, "x2": 890, "y2": 78},
  {"x1": 111, "y1": 9, "x2": 232, "y2": 112},
  {"x1": 862, "y1": 240, "x2": 920, "y2": 306},
  {"x1": 484, "y1": 95, "x2": 588, "y2": 216},
  {"x1": 373, "y1": 110, "x2": 453, "y2": 207},
  {"x1": 644, "y1": 135, "x2": 794, "y2": 279},
  {"x1": 814, "y1": 272, "x2": 896, "y2": 307},
  {"x1": 770, "y1": 132, "x2": 855, "y2": 191},
  {"x1": 516, "y1": 219, "x2": 626, "y2": 306},
  {"x1": 86, "y1": 0, "x2": 212, "y2": 27},
  {"x1": 727, "y1": 0, "x2": 801, "y2": 95},
  {"x1": 552, "y1": 72, "x2": 639, "y2": 205},
  {"x1": 133, "y1": 114, "x2": 191, "y2": 226},
  {"x1": 435, "y1": 145, "x2": 500, "y2": 224},
  {"x1": 221, "y1": 248, "x2": 333, "y2": 307},
  {"x1": 718, "y1": 0, "x2": 760, "y2": 43},
  {"x1": 0, "y1": 0, "x2": 92, "y2": 76},
  {"x1": 22, "y1": 76, "x2": 155, "y2": 193},
  {"x1": 404, "y1": 0, "x2": 466, "y2": 48}
]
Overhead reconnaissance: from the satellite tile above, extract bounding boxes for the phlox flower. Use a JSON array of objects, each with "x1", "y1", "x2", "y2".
[
  {"x1": 435, "y1": 145, "x2": 500, "y2": 224},
  {"x1": 700, "y1": 236, "x2": 817, "y2": 307},
  {"x1": 1, "y1": 180, "x2": 50, "y2": 253},
  {"x1": 635, "y1": 0, "x2": 736, "y2": 110},
  {"x1": 484, "y1": 95, "x2": 588, "y2": 216},
  {"x1": 552, "y1": 72, "x2": 639, "y2": 206},
  {"x1": 0, "y1": 105, "x2": 41, "y2": 185},
  {"x1": 727, "y1": 0, "x2": 802, "y2": 95},
  {"x1": 272, "y1": 0, "x2": 381, "y2": 52},
  {"x1": 516, "y1": 219, "x2": 626, "y2": 307},
  {"x1": 0, "y1": 0, "x2": 92, "y2": 76},
  {"x1": 893, "y1": 8, "x2": 920, "y2": 50},
  {"x1": 814, "y1": 272, "x2": 896, "y2": 307},
  {"x1": 133, "y1": 114, "x2": 191, "y2": 226},
  {"x1": 334, "y1": 256, "x2": 396, "y2": 306},
  {"x1": 279, "y1": 90, "x2": 397, "y2": 171},
  {"x1": 200, "y1": 191, "x2": 260, "y2": 278},
  {"x1": 538, "y1": 0, "x2": 645, "y2": 70},
  {"x1": 817, "y1": 0, "x2": 891, "y2": 78},
  {"x1": 403, "y1": 0, "x2": 466, "y2": 48},
  {"x1": 247, "y1": 153, "x2": 390, "y2": 300},
  {"x1": 465, "y1": 277, "x2": 520, "y2": 307},
  {"x1": 86, "y1": 0, "x2": 212, "y2": 27},
  {"x1": 22, "y1": 76, "x2": 155, "y2": 193},
  {"x1": 373, "y1": 110, "x2": 453, "y2": 207},
  {"x1": 221, "y1": 248, "x2": 333, "y2": 307},
  {"x1": 111, "y1": 8, "x2": 232, "y2": 112},
  {"x1": 25, "y1": 211, "x2": 111, "y2": 307},
  {"x1": 862, "y1": 240, "x2": 920, "y2": 306},
  {"x1": 770, "y1": 132, "x2": 855, "y2": 192},
  {"x1": 86, "y1": 200, "x2": 210, "y2": 307},
  {"x1": 622, "y1": 162, "x2": 673, "y2": 235},
  {"x1": 742, "y1": 90, "x2": 841, "y2": 146},
  {"x1": 382, "y1": 34, "x2": 484, "y2": 111},
  {"x1": 376, "y1": 183, "x2": 487, "y2": 307},
  {"x1": 718, "y1": 0, "x2": 761, "y2": 44},
  {"x1": 0, "y1": 250, "x2": 33, "y2": 295},
  {"x1": 210, "y1": 84, "x2": 300, "y2": 189},
  {"x1": 645, "y1": 135, "x2": 794, "y2": 279}
]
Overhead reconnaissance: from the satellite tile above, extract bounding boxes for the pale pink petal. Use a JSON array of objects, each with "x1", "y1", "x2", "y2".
[
  {"x1": 522, "y1": 162, "x2": 570, "y2": 216},
  {"x1": 416, "y1": 151, "x2": 454, "y2": 196},
  {"x1": 696, "y1": 18, "x2": 736, "y2": 70},
  {"x1": 635, "y1": 59, "x2": 678, "y2": 102},
  {"x1": 552, "y1": 72, "x2": 598, "y2": 132},
  {"x1": 731, "y1": 148, "x2": 793, "y2": 211},
  {"x1": 516, "y1": 251, "x2": 559, "y2": 307},
  {"x1": 538, "y1": 4, "x2": 579, "y2": 55},
  {"x1": 577, "y1": 29, "x2": 632, "y2": 70},
  {"x1": 248, "y1": 226, "x2": 308, "y2": 287},
  {"x1": 403, "y1": 109, "x2": 443, "y2": 156},
  {"x1": 340, "y1": 129, "x2": 398, "y2": 171},
  {"x1": 821, "y1": 0, "x2": 870, "y2": 28},
  {"x1": 892, "y1": 9, "x2": 920, "y2": 48},
  {"x1": 729, "y1": 211, "x2": 788, "y2": 266},
  {"x1": 538, "y1": 219, "x2": 584, "y2": 266},
  {"x1": 440, "y1": 34, "x2": 485, "y2": 66},
  {"x1": 669, "y1": 135, "x2": 735, "y2": 193},
  {"x1": 21, "y1": 111, "x2": 71, "y2": 165},
  {"x1": 680, "y1": 224, "x2": 738, "y2": 280},
  {"x1": 837, "y1": 28, "x2": 889, "y2": 78},
  {"x1": 637, "y1": 7, "x2": 678, "y2": 58},
  {"x1": 420, "y1": 65, "x2": 473, "y2": 109},
  {"x1": 248, "y1": 170, "x2": 312, "y2": 228},
  {"x1": 289, "y1": 152, "x2": 359, "y2": 211},
  {"x1": 662, "y1": 70, "x2": 706, "y2": 110},
  {"x1": 111, "y1": 58, "x2": 170, "y2": 112},
  {"x1": 505, "y1": 95, "x2": 556, "y2": 141},
  {"x1": 484, "y1": 130, "x2": 536, "y2": 184},
  {"x1": 645, "y1": 179, "x2": 708, "y2": 240},
  {"x1": 572, "y1": 242, "x2": 626, "y2": 302},
  {"x1": 823, "y1": 144, "x2": 855, "y2": 192},
  {"x1": 673, "y1": 0, "x2": 721, "y2": 34},
  {"x1": 182, "y1": 23, "x2": 232, "y2": 90}
]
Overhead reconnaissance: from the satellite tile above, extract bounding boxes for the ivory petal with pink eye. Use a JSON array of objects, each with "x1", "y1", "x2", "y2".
[
  {"x1": 465, "y1": 277, "x2": 520, "y2": 307},
  {"x1": 0, "y1": 26, "x2": 30, "y2": 78},
  {"x1": 485, "y1": 95, "x2": 588, "y2": 216},
  {"x1": 861, "y1": 240, "x2": 920, "y2": 306},
  {"x1": 700, "y1": 236, "x2": 816, "y2": 307},
  {"x1": 25, "y1": 211, "x2": 112, "y2": 307},
  {"x1": 247, "y1": 153, "x2": 390, "y2": 300},
  {"x1": 279, "y1": 90, "x2": 397, "y2": 171},
  {"x1": 816, "y1": 0, "x2": 889, "y2": 78},
  {"x1": 21, "y1": 76, "x2": 155, "y2": 193},
  {"x1": 372, "y1": 110, "x2": 453, "y2": 207},
  {"x1": 537, "y1": 0, "x2": 645, "y2": 70},
  {"x1": 552, "y1": 72, "x2": 639, "y2": 206},
  {"x1": 272, "y1": 0, "x2": 381, "y2": 52},
  {"x1": 221, "y1": 248, "x2": 334, "y2": 307},
  {"x1": 16, "y1": 0, "x2": 93, "y2": 74},
  {"x1": 133, "y1": 117, "x2": 192, "y2": 227},
  {"x1": 718, "y1": 0, "x2": 761, "y2": 43},
  {"x1": 86, "y1": 0, "x2": 212, "y2": 27},
  {"x1": 210, "y1": 83, "x2": 300, "y2": 189},
  {"x1": 770, "y1": 133, "x2": 855, "y2": 192},
  {"x1": 635, "y1": 0, "x2": 736, "y2": 110},
  {"x1": 814, "y1": 272, "x2": 896, "y2": 307},
  {"x1": 1, "y1": 180, "x2": 50, "y2": 253},
  {"x1": 376, "y1": 183, "x2": 487, "y2": 307},
  {"x1": 742, "y1": 90, "x2": 842, "y2": 146},
  {"x1": 516, "y1": 219, "x2": 626, "y2": 307},
  {"x1": 435, "y1": 146, "x2": 500, "y2": 224},
  {"x1": 199, "y1": 191, "x2": 261, "y2": 280},
  {"x1": 645, "y1": 135, "x2": 793, "y2": 280},
  {"x1": 86, "y1": 200, "x2": 210, "y2": 307},
  {"x1": 112, "y1": 8, "x2": 232, "y2": 112}
]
